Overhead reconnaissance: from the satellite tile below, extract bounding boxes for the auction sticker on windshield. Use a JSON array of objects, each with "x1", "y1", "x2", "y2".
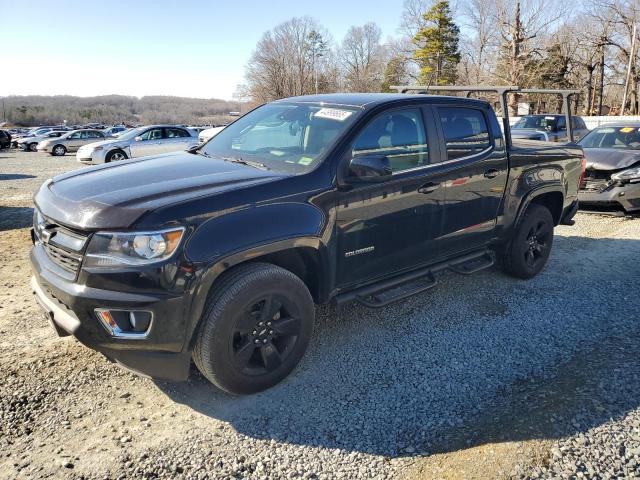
[{"x1": 314, "y1": 108, "x2": 353, "y2": 121}]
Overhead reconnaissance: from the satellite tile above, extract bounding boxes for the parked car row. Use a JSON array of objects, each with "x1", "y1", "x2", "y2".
[{"x1": 3, "y1": 123, "x2": 216, "y2": 162}]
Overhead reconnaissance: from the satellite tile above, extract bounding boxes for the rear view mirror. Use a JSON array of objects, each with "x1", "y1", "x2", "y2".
[{"x1": 347, "y1": 154, "x2": 392, "y2": 182}]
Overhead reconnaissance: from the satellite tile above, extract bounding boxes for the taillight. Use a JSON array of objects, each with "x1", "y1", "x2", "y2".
[{"x1": 579, "y1": 156, "x2": 587, "y2": 189}]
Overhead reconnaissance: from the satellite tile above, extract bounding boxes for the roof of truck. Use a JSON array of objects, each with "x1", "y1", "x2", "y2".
[{"x1": 276, "y1": 93, "x2": 490, "y2": 109}]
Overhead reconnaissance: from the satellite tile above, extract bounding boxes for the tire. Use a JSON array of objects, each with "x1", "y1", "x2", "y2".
[
  {"x1": 499, "y1": 203, "x2": 554, "y2": 279},
  {"x1": 193, "y1": 263, "x2": 314, "y2": 395},
  {"x1": 105, "y1": 150, "x2": 127, "y2": 162},
  {"x1": 51, "y1": 145, "x2": 66, "y2": 156},
  {"x1": 28, "y1": 143, "x2": 38, "y2": 152}
]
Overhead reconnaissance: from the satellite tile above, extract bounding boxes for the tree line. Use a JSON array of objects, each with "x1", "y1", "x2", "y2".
[
  {"x1": 1, "y1": 95, "x2": 240, "y2": 127},
  {"x1": 241, "y1": 0, "x2": 640, "y2": 116}
]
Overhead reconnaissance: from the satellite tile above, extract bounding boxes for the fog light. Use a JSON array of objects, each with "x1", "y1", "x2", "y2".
[{"x1": 95, "y1": 309, "x2": 153, "y2": 338}]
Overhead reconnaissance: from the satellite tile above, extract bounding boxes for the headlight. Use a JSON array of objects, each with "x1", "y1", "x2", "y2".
[
  {"x1": 611, "y1": 166, "x2": 640, "y2": 182},
  {"x1": 92, "y1": 146, "x2": 104, "y2": 151},
  {"x1": 84, "y1": 227, "x2": 185, "y2": 267}
]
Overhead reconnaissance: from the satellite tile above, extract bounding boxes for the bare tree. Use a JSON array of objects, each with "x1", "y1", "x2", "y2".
[
  {"x1": 458, "y1": 0, "x2": 498, "y2": 83},
  {"x1": 245, "y1": 17, "x2": 332, "y2": 103},
  {"x1": 339, "y1": 22, "x2": 387, "y2": 92}
]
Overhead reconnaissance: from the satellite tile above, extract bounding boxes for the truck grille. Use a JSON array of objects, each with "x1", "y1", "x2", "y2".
[
  {"x1": 580, "y1": 169, "x2": 611, "y2": 191},
  {"x1": 33, "y1": 210, "x2": 88, "y2": 278},
  {"x1": 43, "y1": 242, "x2": 83, "y2": 274}
]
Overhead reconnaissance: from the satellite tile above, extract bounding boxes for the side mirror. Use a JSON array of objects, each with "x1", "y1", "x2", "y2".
[
  {"x1": 347, "y1": 154, "x2": 392, "y2": 182},
  {"x1": 134, "y1": 136, "x2": 142, "y2": 142}
]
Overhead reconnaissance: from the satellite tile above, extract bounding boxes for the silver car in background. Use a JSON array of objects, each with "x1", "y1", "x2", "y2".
[
  {"x1": 76, "y1": 125, "x2": 199, "y2": 164},
  {"x1": 17, "y1": 130, "x2": 68, "y2": 152},
  {"x1": 37, "y1": 129, "x2": 108, "y2": 156},
  {"x1": 511, "y1": 114, "x2": 589, "y2": 142}
]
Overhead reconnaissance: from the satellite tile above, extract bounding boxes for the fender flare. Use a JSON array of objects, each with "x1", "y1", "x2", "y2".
[
  {"x1": 514, "y1": 183, "x2": 565, "y2": 229},
  {"x1": 181, "y1": 236, "x2": 330, "y2": 353}
]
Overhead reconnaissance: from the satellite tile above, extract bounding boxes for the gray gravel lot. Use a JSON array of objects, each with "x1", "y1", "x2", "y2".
[{"x1": 1, "y1": 149, "x2": 639, "y2": 479}]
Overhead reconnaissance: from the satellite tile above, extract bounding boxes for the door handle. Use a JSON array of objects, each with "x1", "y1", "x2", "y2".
[
  {"x1": 418, "y1": 182, "x2": 440, "y2": 194},
  {"x1": 484, "y1": 169, "x2": 500, "y2": 179}
]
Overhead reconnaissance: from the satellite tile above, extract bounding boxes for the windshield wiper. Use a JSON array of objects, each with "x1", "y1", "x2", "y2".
[{"x1": 220, "y1": 156, "x2": 269, "y2": 170}]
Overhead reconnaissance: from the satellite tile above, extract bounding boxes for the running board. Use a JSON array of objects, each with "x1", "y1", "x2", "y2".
[
  {"x1": 334, "y1": 250, "x2": 493, "y2": 308},
  {"x1": 448, "y1": 252, "x2": 494, "y2": 275}
]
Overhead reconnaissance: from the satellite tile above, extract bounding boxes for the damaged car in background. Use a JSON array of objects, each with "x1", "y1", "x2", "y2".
[{"x1": 578, "y1": 124, "x2": 640, "y2": 213}]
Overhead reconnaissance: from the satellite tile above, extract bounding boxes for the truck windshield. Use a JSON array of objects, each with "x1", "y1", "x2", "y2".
[
  {"x1": 199, "y1": 103, "x2": 360, "y2": 173},
  {"x1": 513, "y1": 116, "x2": 559, "y2": 132},
  {"x1": 578, "y1": 126, "x2": 640, "y2": 149}
]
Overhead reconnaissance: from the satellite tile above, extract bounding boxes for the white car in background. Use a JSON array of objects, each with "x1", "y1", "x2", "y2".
[
  {"x1": 198, "y1": 125, "x2": 226, "y2": 144},
  {"x1": 76, "y1": 125, "x2": 199, "y2": 164}
]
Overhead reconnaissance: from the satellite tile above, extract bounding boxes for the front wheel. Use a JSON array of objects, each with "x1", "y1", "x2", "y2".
[
  {"x1": 498, "y1": 204, "x2": 554, "y2": 279},
  {"x1": 193, "y1": 263, "x2": 314, "y2": 395},
  {"x1": 105, "y1": 150, "x2": 127, "y2": 162},
  {"x1": 52, "y1": 145, "x2": 66, "y2": 156},
  {"x1": 28, "y1": 143, "x2": 38, "y2": 152}
]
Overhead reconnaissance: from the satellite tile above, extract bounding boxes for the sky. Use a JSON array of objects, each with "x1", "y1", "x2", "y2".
[{"x1": 1, "y1": 0, "x2": 406, "y2": 100}]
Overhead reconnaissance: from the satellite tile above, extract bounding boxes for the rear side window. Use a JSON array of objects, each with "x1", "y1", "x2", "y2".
[
  {"x1": 352, "y1": 108, "x2": 428, "y2": 173},
  {"x1": 438, "y1": 107, "x2": 491, "y2": 160},
  {"x1": 165, "y1": 128, "x2": 191, "y2": 138}
]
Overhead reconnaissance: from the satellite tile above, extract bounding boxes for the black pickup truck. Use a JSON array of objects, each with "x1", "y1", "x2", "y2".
[{"x1": 30, "y1": 91, "x2": 584, "y2": 394}]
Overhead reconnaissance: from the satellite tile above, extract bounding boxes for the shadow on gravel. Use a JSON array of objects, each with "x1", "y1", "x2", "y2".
[
  {"x1": 0, "y1": 206, "x2": 34, "y2": 231},
  {"x1": 0, "y1": 174, "x2": 36, "y2": 181},
  {"x1": 157, "y1": 234, "x2": 640, "y2": 458}
]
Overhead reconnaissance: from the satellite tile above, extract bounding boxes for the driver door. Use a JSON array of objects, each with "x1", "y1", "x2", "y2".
[
  {"x1": 129, "y1": 127, "x2": 164, "y2": 157},
  {"x1": 335, "y1": 106, "x2": 448, "y2": 287}
]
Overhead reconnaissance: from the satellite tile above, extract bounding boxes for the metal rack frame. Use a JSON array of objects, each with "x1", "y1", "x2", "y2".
[{"x1": 390, "y1": 85, "x2": 580, "y2": 148}]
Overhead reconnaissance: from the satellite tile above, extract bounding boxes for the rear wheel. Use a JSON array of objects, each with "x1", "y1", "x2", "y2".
[
  {"x1": 499, "y1": 204, "x2": 554, "y2": 279},
  {"x1": 105, "y1": 150, "x2": 127, "y2": 162},
  {"x1": 52, "y1": 145, "x2": 66, "y2": 156},
  {"x1": 193, "y1": 263, "x2": 314, "y2": 395}
]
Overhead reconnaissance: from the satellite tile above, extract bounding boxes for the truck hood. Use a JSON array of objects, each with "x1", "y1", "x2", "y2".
[
  {"x1": 583, "y1": 148, "x2": 640, "y2": 171},
  {"x1": 34, "y1": 151, "x2": 285, "y2": 230}
]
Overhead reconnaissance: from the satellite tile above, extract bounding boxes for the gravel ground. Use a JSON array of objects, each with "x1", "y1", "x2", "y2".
[{"x1": 1, "y1": 149, "x2": 640, "y2": 479}]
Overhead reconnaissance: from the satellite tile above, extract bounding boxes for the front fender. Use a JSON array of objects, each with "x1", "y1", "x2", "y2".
[{"x1": 184, "y1": 202, "x2": 325, "y2": 264}]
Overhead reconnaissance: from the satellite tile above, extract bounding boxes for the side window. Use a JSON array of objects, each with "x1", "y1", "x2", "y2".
[
  {"x1": 80, "y1": 131, "x2": 90, "y2": 139},
  {"x1": 438, "y1": 107, "x2": 491, "y2": 161},
  {"x1": 95, "y1": 131, "x2": 105, "y2": 138},
  {"x1": 139, "y1": 128, "x2": 163, "y2": 141},
  {"x1": 69, "y1": 132, "x2": 82, "y2": 139},
  {"x1": 352, "y1": 108, "x2": 428, "y2": 173},
  {"x1": 557, "y1": 116, "x2": 566, "y2": 130},
  {"x1": 166, "y1": 128, "x2": 190, "y2": 138}
]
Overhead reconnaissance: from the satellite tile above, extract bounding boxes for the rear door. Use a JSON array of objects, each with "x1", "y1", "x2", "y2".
[
  {"x1": 433, "y1": 105, "x2": 509, "y2": 255},
  {"x1": 162, "y1": 127, "x2": 193, "y2": 152},
  {"x1": 78, "y1": 130, "x2": 105, "y2": 150}
]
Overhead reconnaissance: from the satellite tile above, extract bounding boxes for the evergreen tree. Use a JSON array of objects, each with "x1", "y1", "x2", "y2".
[
  {"x1": 380, "y1": 56, "x2": 408, "y2": 92},
  {"x1": 412, "y1": 1, "x2": 460, "y2": 85}
]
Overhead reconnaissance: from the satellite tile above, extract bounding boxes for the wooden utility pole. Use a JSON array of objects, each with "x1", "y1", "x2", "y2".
[{"x1": 621, "y1": 23, "x2": 637, "y2": 115}]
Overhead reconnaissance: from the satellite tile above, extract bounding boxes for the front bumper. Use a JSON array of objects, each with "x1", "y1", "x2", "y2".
[
  {"x1": 579, "y1": 181, "x2": 640, "y2": 213},
  {"x1": 30, "y1": 242, "x2": 192, "y2": 381},
  {"x1": 37, "y1": 145, "x2": 53, "y2": 153},
  {"x1": 76, "y1": 148, "x2": 107, "y2": 164}
]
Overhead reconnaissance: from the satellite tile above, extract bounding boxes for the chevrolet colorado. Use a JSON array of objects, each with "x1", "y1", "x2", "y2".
[{"x1": 30, "y1": 91, "x2": 584, "y2": 394}]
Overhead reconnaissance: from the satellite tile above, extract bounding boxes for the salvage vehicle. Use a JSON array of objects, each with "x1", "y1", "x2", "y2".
[
  {"x1": 76, "y1": 125, "x2": 198, "y2": 163},
  {"x1": 37, "y1": 129, "x2": 109, "y2": 156},
  {"x1": 30, "y1": 87, "x2": 584, "y2": 395},
  {"x1": 512, "y1": 114, "x2": 589, "y2": 142},
  {"x1": 578, "y1": 124, "x2": 640, "y2": 213}
]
